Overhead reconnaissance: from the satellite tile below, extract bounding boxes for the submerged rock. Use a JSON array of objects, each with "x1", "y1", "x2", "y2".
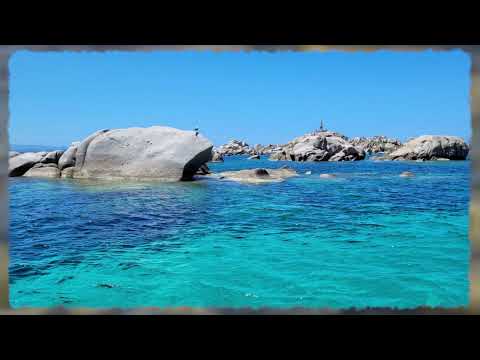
[
  {"x1": 248, "y1": 155, "x2": 261, "y2": 160},
  {"x1": 400, "y1": 171, "x2": 415, "y2": 177},
  {"x1": 219, "y1": 168, "x2": 298, "y2": 184},
  {"x1": 61, "y1": 167, "x2": 75, "y2": 178},
  {"x1": 73, "y1": 126, "x2": 213, "y2": 181},
  {"x1": 319, "y1": 173, "x2": 337, "y2": 179},
  {"x1": 387, "y1": 135, "x2": 469, "y2": 161}
]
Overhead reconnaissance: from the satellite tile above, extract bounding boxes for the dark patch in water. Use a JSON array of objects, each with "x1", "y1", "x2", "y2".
[
  {"x1": 10, "y1": 264, "x2": 46, "y2": 278},
  {"x1": 97, "y1": 283, "x2": 115, "y2": 289},
  {"x1": 233, "y1": 235, "x2": 245, "y2": 239},
  {"x1": 60, "y1": 296, "x2": 73, "y2": 304},
  {"x1": 347, "y1": 240, "x2": 364, "y2": 244},
  {"x1": 118, "y1": 262, "x2": 139, "y2": 270},
  {"x1": 32, "y1": 243, "x2": 50, "y2": 249},
  {"x1": 57, "y1": 275, "x2": 74, "y2": 284}
]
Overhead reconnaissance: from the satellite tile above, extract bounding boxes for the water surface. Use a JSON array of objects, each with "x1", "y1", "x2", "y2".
[{"x1": 9, "y1": 156, "x2": 470, "y2": 309}]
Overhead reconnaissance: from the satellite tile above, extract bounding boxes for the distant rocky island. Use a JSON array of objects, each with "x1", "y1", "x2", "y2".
[
  {"x1": 8, "y1": 126, "x2": 470, "y2": 182},
  {"x1": 212, "y1": 130, "x2": 468, "y2": 163}
]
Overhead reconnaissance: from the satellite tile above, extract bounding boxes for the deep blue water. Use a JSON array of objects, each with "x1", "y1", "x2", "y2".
[{"x1": 9, "y1": 156, "x2": 470, "y2": 309}]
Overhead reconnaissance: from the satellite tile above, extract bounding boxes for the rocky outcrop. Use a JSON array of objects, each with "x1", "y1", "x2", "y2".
[
  {"x1": 73, "y1": 126, "x2": 213, "y2": 181},
  {"x1": 214, "y1": 140, "x2": 283, "y2": 158},
  {"x1": 8, "y1": 152, "x2": 47, "y2": 177},
  {"x1": 350, "y1": 136, "x2": 402, "y2": 154},
  {"x1": 215, "y1": 140, "x2": 253, "y2": 157},
  {"x1": 9, "y1": 126, "x2": 214, "y2": 181},
  {"x1": 9, "y1": 151, "x2": 20, "y2": 158},
  {"x1": 268, "y1": 131, "x2": 365, "y2": 162},
  {"x1": 23, "y1": 163, "x2": 61, "y2": 178},
  {"x1": 248, "y1": 155, "x2": 260, "y2": 160},
  {"x1": 387, "y1": 135, "x2": 469, "y2": 161},
  {"x1": 219, "y1": 167, "x2": 298, "y2": 184}
]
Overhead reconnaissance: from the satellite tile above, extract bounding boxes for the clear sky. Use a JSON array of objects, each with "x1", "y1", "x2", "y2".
[{"x1": 9, "y1": 49, "x2": 471, "y2": 147}]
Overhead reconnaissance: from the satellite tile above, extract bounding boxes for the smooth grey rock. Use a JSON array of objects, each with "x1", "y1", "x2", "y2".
[
  {"x1": 58, "y1": 143, "x2": 80, "y2": 170},
  {"x1": 219, "y1": 168, "x2": 298, "y2": 184},
  {"x1": 74, "y1": 129, "x2": 110, "y2": 170},
  {"x1": 73, "y1": 126, "x2": 213, "y2": 181},
  {"x1": 9, "y1": 151, "x2": 20, "y2": 158},
  {"x1": 8, "y1": 152, "x2": 47, "y2": 177},
  {"x1": 388, "y1": 136, "x2": 469, "y2": 161},
  {"x1": 24, "y1": 164, "x2": 60, "y2": 178},
  {"x1": 248, "y1": 155, "x2": 261, "y2": 160}
]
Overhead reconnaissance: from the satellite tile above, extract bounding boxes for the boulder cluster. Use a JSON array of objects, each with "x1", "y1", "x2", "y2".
[
  {"x1": 350, "y1": 136, "x2": 402, "y2": 154},
  {"x1": 211, "y1": 140, "x2": 283, "y2": 162},
  {"x1": 9, "y1": 150, "x2": 66, "y2": 178},
  {"x1": 384, "y1": 135, "x2": 469, "y2": 161},
  {"x1": 9, "y1": 127, "x2": 471, "y2": 183},
  {"x1": 268, "y1": 131, "x2": 366, "y2": 162},
  {"x1": 9, "y1": 126, "x2": 213, "y2": 181}
]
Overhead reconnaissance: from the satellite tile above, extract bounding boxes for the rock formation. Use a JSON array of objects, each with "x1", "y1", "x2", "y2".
[
  {"x1": 386, "y1": 135, "x2": 469, "y2": 161},
  {"x1": 9, "y1": 126, "x2": 213, "y2": 181},
  {"x1": 268, "y1": 131, "x2": 365, "y2": 162},
  {"x1": 350, "y1": 136, "x2": 402, "y2": 154},
  {"x1": 8, "y1": 152, "x2": 48, "y2": 177},
  {"x1": 58, "y1": 142, "x2": 80, "y2": 170},
  {"x1": 24, "y1": 163, "x2": 61, "y2": 178},
  {"x1": 72, "y1": 127, "x2": 213, "y2": 181}
]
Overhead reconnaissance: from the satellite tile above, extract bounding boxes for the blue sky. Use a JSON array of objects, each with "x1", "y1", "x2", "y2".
[{"x1": 9, "y1": 49, "x2": 471, "y2": 147}]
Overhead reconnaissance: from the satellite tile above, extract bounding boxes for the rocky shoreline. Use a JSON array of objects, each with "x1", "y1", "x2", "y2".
[{"x1": 9, "y1": 126, "x2": 470, "y2": 182}]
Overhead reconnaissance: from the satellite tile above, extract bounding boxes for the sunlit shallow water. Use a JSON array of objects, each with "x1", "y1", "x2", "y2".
[{"x1": 9, "y1": 156, "x2": 470, "y2": 309}]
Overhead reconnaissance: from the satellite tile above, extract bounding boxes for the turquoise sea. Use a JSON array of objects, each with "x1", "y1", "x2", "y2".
[{"x1": 9, "y1": 155, "x2": 471, "y2": 309}]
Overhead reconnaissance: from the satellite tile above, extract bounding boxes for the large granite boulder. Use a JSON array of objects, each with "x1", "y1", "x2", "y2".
[
  {"x1": 58, "y1": 142, "x2": 80, "y2": 170},
  {"x1": 268, "y1": 131, "x2": 365, "y2": 162},
  {"x1": 23, "y1": 163, "x2": 61, "y2": 178},
  {"x1": 8, "y1": 152, "x2": 47, "y2": 177},
  {"x1": 73, "y1": 126, "x2": 213, "y2": 181},
  {"x1": 387, "y1": 135, "x2": 469, "y2": 161}
]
